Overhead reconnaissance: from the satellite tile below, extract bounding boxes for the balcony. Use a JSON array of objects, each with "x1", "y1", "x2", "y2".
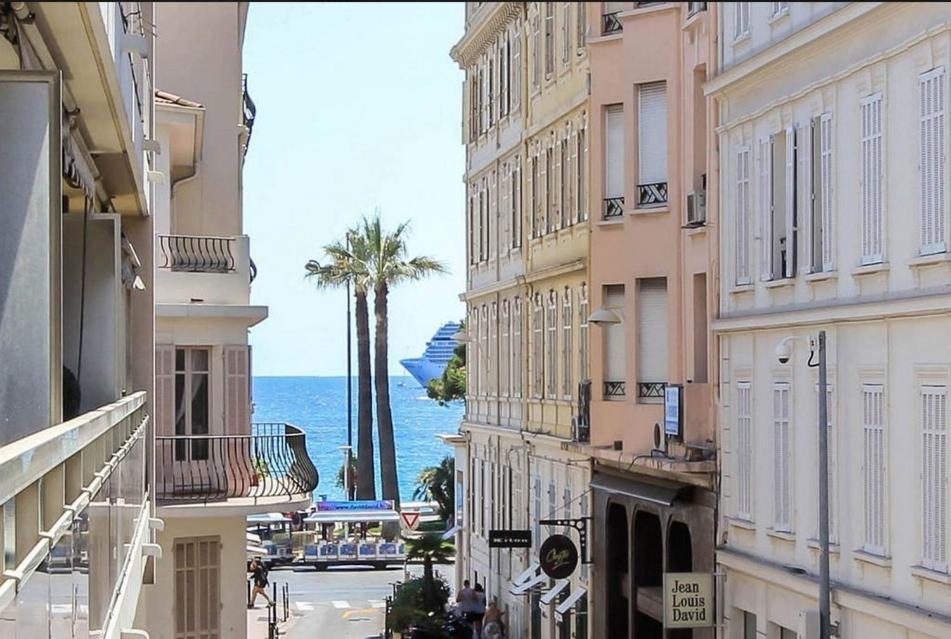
[
  {"x1": 604, "y1": 380, "x2": 626, "y2": 400},
  {"x1": 155, "y1": 422, "x2": 319, "y2": 509},
  {"x1": 602, "y1": 11, "x2": 623, "y2": 35},
  {"x1": 637, "y1": 381, "x2": 666, "y2": 403},
  {"x1": 603, "y1": 196, "x2": 625, "y2": 219},
  {"x1": 241, "y1": 73, "x2": 257, "y2": 156},
  {"x1": 636, "y1": 182, "x2": 668, "y2": 207}
]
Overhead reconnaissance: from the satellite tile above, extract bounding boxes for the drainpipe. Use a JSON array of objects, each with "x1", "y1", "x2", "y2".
[{"x1": 817, "y1": 331, "x2": 832, "y2": 639}]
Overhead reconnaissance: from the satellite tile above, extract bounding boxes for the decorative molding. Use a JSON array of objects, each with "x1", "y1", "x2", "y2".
[{"x1": 451, "y1": 2, "x2": 521, "y2": 68}]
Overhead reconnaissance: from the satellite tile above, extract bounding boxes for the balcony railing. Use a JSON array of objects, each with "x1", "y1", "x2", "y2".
[
  {"x1": 159, "y1": 234, "x2": 236, "y2": 273},
  {"x1": 604, "y1": 380, "x2": 626, "y2": 399},
  {"x1": 637, "y1": 182, "x2": 668, "y2": 207},
  {"x1": 602, "y1": 11, "x2": 622, "y2": 35},
  {"x1": 156, "y1": 422, "x2": 318, "y2": 504},
  {"x1": 603, "y1": 196, "x2": 625, "y2": 219},
  {"x1": 242, "y1": 73, "x2": 257, "y2": 155},
  {"x1": 637, "y1": 381, "x2": 666, "y2": 401}
]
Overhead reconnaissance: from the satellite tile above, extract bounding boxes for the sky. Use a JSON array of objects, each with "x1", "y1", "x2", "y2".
[{"x1": 243, "y1": 3, "x2": 466, "y2": 376}]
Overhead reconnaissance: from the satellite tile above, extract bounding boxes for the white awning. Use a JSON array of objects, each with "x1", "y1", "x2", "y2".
[
  {"x1": 247, "y1": 513, "x2": 293, "y2": 524},
  {"x1": 441, "y1": 525, "x2": 463, "y2": 540},
  {"x1": 304, "y1": 510, "x2": 401, "y2": 524},
  {"x1": 510, "y1": 572, "x2": 546, "y2": 596},
  {"x1": 513, "y1": 562, "x2": 540, "y2": 586},
  {"x1": 540, "y1": 579, "x2": 569, "y2": 606},
  {"x1": 247, "y1": 532, "x2": 262, "y2": 545},
  {"x1": 554, "y1": 587, "x2": 587, "y2": 621}
]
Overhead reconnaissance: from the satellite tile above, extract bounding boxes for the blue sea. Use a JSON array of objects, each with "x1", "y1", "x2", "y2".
[{"x1": 251, "y1": 376, "x2": 464, "y2": 501}]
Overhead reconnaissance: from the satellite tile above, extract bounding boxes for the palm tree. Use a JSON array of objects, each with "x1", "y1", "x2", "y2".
[
  {"x1": 413, "y1": 456, "x2": 454, "y2": 525},
  {"x1": 357, "y1": 215, "x2": 446, "y2": 509},
  {"x1": 335, "y1": 457, "x2": 358, "y2": 501},
  {"x1": 305, "y1": 236, "x2": 376, "y2": 500},
  {"x1": 405, "y1": 533, "x2": 454, "y2": 611}
]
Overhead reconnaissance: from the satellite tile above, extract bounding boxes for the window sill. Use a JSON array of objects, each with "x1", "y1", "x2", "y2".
[
  {"x1": 852, "y1": 262, "x2": 890, "y2": 277},
  {"x1": 727, "y1": 517, "x2": 756, "y2": 531},
  {"x1": 767, "y1": 11, "x2": 790, "y2": 25},
  {"x1": 684, "y1": 225, "x2": 707, "y2": 238},
  {"x1": 631, "y1": 205, "x2": 669, "y2": 216},
  {"x1": 732, "y1": 33, "x2": 751, "y2": 46},
  {"x1": 806, "y1": 538, "x2": 840, "y2": 554},
  {"x1": 853, "y1": 549, "x2": 891, "y2": 568},
  {"x1": 766, "y1": 528, "x2": 796, "y2": 543},
  {"x1": 730, "y1": 283, "x2": 755, "y2": 295},
  {"x1": 805, "y1": 271, "x2": 837, "y2": 283},
  {"x1": 911, "y1": 565, "x2": 951, "y2": 585},
  {"x1": 909, "y1": 252, "x2": 951, "y2": 269},
  {"x1": 596, "y1": 218, "x2": 624, "y2": 227},
  {"x1": 764, "y1": 278, "x2": 795, "y2": 289}
]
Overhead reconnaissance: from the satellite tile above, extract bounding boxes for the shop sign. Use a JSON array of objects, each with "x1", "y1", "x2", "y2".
[
  {"x1": 315, "y1": 500, "x2": 394, "y2": 512},
  {"x1": 488, "y1": 529, "x2": 532, "y2": 548},
  {"x1": 663, "y1": 572, "x2": 714, "y2": 628},
  {"x1": 539, "y1": 534, "x2": 578, "y2": 579},
  {"x1": 664, "y1": 384, "x2": 684, "y2": 438}
]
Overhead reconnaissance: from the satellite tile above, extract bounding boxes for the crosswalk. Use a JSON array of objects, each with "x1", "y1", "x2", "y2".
[{"x1": 294, "y1": 599, "x2": 386, "y2": 612}]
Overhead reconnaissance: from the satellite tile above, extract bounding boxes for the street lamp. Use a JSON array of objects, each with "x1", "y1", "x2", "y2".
[
  {"x1": 778, "y1": 331, "x2": 833, "y2": 639},
  {"x1": 452, "y1": 329, "x2": 470, "y2": 343},
  {"x1": 339, "y1": 445, "x2": 352, "y2": 500},
  {"x1": 586, "y1": 308, "x2": 622, "y2": 325}
]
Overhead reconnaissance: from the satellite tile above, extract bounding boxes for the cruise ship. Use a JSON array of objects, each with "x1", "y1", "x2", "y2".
[{"x1": 400, "y1": 321, "x2": 462, "y2": 387}]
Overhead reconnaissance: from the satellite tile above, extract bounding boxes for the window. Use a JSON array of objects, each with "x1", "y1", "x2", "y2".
[
  {"x1": 809, "y1": 114, "x2": 835, "y2": 272},
  {"x1": 174, "y1": 537, "x2": 220, "y2": 639},
  {"x1": 604, "y1": 105, "x2": 624, "y2": 218},
  {"x1": 742, "y1": 610, "x2": 757, "y2": 639},
  {"x1": 602, "y1": 284, "x2": 625, "y2": 399},
  {"x1": 533, "y1": 476, "x2": 542, "y2": 545},
  {"x1": 773, "y1": 382, "x2": 791, "y2": 531},
  {"x1": 501, "y1": 301, "x2": 510, "y2": 399},
  {"x1": 532, "y1": 13, "x2": 541, "y2": 88},
  {"x1": 920, "y1": 67, "x2": 946, "y2": 255},
  {"x1": 532, "y1": 294, "x2": 544, "y2": 398},
  {"x1": 579, "y1": 284, "x2": 589, "y2": 381},
  {"x1": 489, "y1": 303, "x2": 498, "y2": 396},
  {"x1": 513, "y1": 297, "x2": 522, "y2": 398},
  {"x1": 561, "y1": 137, "x2": 569, "y2": 228},
  {"x1": 861, "y1": 93, "x2": 884, "y2": 264},
  {"x1": 637, "y1": 82, "x2": 668, "y2": 207},
  {"x1": 544, "y1": 2, "x2": 554, "y2": 76},
  {"x1": 770, "y1": 1, "x2": 789, "y2": 18},
  {"x1": 512, "y1": 22, "x2": 522, "y2": 110},
  {"x1": 736, "y1": 382, "x2": 753, "y2": 520},
  {"x1": 602, "y1": 1, "x2": 623, "y2": 35},
  {"x1": 760, "y1": 129, "x2": 797, "y2": 280},
  {"x1": 779, "y1": 628, "x2": 796, "y2": 639},
  {"x1": 735, "y1": 147, "x2": 752, "y2": 284},
  {"x1": 561, "y1": 2, "x2": 570, "y2": 64},
  {"x1": 175, "y1": 347, "x2": 210, "y2": 461},
  {"x1": 734, "y1": 2, "x2": 750, "y2": 40},
  {"x1": 478, "y1": 187, "x2": 486, "y2": 262},
  {"x1": 547, "y1": 480, "x2": 556, "y2": 531},
  {"x1": 862, "y1": 384, "x2": 886, "y2": 554},
  {"x1": 562, "y1": 288, "x2": 573, "y2": 399},
  {"x1": 531, "y1": 155, "x2": 540, "y2": 238},
  {"x1": 512, "y1": 159, "x2": 522, "y2": 248},
  {"x1": 637, "y1": 278, "x2": 668, "y2": 401},
  {"x1": 576, "y1": 2, "x2": 586, "y2": 52},
  {"x1": 468, "y1": 194, "x2": 476, "y2": 264},
  {"x1": 546, "y1": 145, "x2": 555, "y2": 233},
  {"x1": 922, "y1": 385, "x2": 947, "y2": 571},
  {"x1": 487, "y1": 57, "x2": 494, "y2": 128},
  {"x1": 816, "y1": 385, "x2": 837, "y2": 542},
  {"x1": 546, "y1": 291, "x2": 558, "y2": 398},
  {"x1": 500, "y1": 38, "x2": 509, "y2": 117},
  {"x1": 469, "y1": 308, "x2": 479, "y2": 397},
  {"x1": 577, "y1": 124, "x2": 588, "y2": 221},
  {"x1": 480, "y1": 305, "x2": 489, "y2": 395}
]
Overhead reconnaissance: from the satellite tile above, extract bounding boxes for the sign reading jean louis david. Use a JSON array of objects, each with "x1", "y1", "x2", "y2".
[
  {"x1": 663, "y1": 572, "x2": 715, "y2": 628},
  {"x1": 539, "y1": 534, "x2": 578, "y2": 579}
]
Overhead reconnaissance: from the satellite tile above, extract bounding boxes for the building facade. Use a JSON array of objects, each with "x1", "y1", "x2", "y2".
[
  {"x1": 451, "y1": 2, "x2": 592, "y2": 637},
  {"x1": 712, "y1": 2, "x2": 951, "y2": 638},
  {"x1": 582, "y1": 2, "x2": 719, "y2": 638},
  {"x1": 0, "y1": 2, "x2": 157, "y2": 637}
]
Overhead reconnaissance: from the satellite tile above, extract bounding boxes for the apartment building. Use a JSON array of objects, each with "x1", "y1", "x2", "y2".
[
  {"x1": 581, "y1": 2, "x2": 718, "y2": 638},
  {"x1": 138, "y1": 5, "x2": 318, "y2": 639},
  {"x1": 712, "y1": 3, "x2": 951, "y2": 638},
  {"x1": 0, "y1": 2, "x2": 157, "y2": 637},
  {"x1": 450, "y1": 3, "x2": 591, "y2": 637}
]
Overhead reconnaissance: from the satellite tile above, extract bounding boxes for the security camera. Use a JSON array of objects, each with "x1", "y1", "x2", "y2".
[{"x1": 775, "y1": 339, "x2": 792, "y2": 365}]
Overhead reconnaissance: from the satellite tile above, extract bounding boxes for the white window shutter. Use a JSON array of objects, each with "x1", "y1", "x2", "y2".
[
  {"x1": 224, "y1": 345, "x2": 250, "y2": 435},
  {"x1": 759, "y1": 137, "x2": 773, "y2": 281},
  {"x1": 862, "y1": 384, "x2": 886, "y2": 554},
  {"x1": 605, "y1": 106, "x2": 625, "y2": 200},
  {"x1": 155, "y1": 345, "x2": 175, "y2": 437},
  {"x1": 798, "y1": 122, "x2": 812, "y2": 275},
  {"x1": 820, "y1": 113, "x2": 835, "y2": 270},
  {"x1": 922, "y1": 386, "x2": 947, "y2": 571},
  {"x1": 570, "y1": 130, "x2": 579, "y2": 224},
  {"x1": 773, "y1": 383, "x2": 791, "y2": 531},
  {"x1": 784, "y1": 127, "x2": 797, "y2": 278},
  {"x1": 861, "y1": 94, "x2": 884, "y2": 264},
  {"x1": 512, "y1": 25, "x2": 521, "y2": 110},
  {"x1": 920, "y1": 68, "x2": 946, "y2": 255},
  {"x1": 638, "y1": 82, "x2": 668, "y2": 187},
  {"x1": 637, "y1": 279, "x2": 668, "y2": 385},
  {"x1": 735, "y1": 148, "x2": 751, "y2": 285},
  {"x1": 737, "y1": 382, "x2": 753, "y2": 520}
]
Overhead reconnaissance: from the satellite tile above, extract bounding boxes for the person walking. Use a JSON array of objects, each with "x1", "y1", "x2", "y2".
[
  {"x1": 482, "y1": 598, "x2": 505, "y2": 639},
  {"x1": 248, "y1": 556, "x2": 273, "y2": 609},
  {"x1": 472, "y1": 583, "x2": 487, "y2": 638}
]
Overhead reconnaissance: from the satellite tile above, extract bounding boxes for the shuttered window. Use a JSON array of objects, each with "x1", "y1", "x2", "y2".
[
  {"x1": 815, "y1": 385, "x2": 837, "y2": 542},
  {"x1": 773, "y1": 383, "x2": 791, "y2": 532},
  {"x1": 782, "y1": 127, "x2": 797, "y2": 278},
  {"x1": 577, "y1": 125, "x2": 588, "y2": 221},
  {"x1": 734, "y1": 2, "x2": 751, "y2": 39},
  {"x1": 810, "y1": 113, "x2": 835, "y2": 272},
  {"x1": 513, "y1": 297, "x2": 522, "y2": 398},
  {"x1": 562, "y1": 288, "x2": 573, "y2": 399},
  {"x1": 736, "y1": 147, "x2": 752, "y2": 285},
  {"x1": 758, "y1": 137, "x2": 773, "y2": 280},
  {"x1": 532, "y1": 294, "x2": 544, "y2": 398},
  {"x1": 156, "y1": 345, "x2": 175, "y2": 436},
  {"x1": 603, "y1": 285, "x2": 626, "y2": 394},
  {"x1": 512, "y1": 22, "x2": 521, "y2": 110},
  {"x1": 862, "y1": 384, "x2": 886, "y2": 554},
  {"x1": 637, "y1": 279, "x2": 668, "y2": 390},
  {"x1": 576, "y1": 2, "x2": 586, "y2": 51},
  {"x1": 861, "y1": 94, "x2": 884, "y2": 264},
  {"x1": 489, "y1": 303, "x2": 498, "y2": 396},
  {"x1": 174, "y1": 537, "x2": 220, "y2": 639},
  {"x1": 224, "y1": 345, "x2": 249, "y2": 435},
  {"x1": 546, "y1": 291, "x2": 558, "y2": 398},
  {"x1": 561, "y1": 2, "x2": 570, "y2": 64},
  {"x1": 579, "y1": 284, "x2": 589, "y2": 382},
  {"x1": 920, "y1": 68, "x2": 946, "y2": 255},
  {"x1": 737, "y1": 382, "x2": 753, "y2": 520},
  {"x1": 533, "y1": 476, "x2": 542, "y2": 545},
  {"x1": 501, "y1": 301, "x2": 510, "y2": 400},
  {"x1": 605, "y1": 106, "x2": 625, "y2": 201},
  {"x1": 532, "y1": 14, "x2": 540, "y2": 88},
  {"x1": 544, "y1": 2, "x2": 554, "y2": 76},
  {"x1": 922, "y1": 385, "x2": 947, "y2": 571},
  {"x1": 638, "y1": 82, "x2": 668, "y2": 192}
]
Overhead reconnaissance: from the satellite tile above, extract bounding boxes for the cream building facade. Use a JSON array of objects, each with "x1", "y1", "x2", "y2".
[
  {"x1": 451, "y1": 3, "x2": 592, "y2": 638},
  {"x1": 712, "y1": 2, "x2": 951, "y2": 638}
]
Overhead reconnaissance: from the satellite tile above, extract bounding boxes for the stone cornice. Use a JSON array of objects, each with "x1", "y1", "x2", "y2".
[{"x1": 451, "y1": 2, "x2": 521, "y2": 69}]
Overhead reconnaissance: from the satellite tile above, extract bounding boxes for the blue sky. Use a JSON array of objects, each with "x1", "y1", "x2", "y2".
[{"x1": 243, "y1": 3, "x2": 466, "y2": 376}]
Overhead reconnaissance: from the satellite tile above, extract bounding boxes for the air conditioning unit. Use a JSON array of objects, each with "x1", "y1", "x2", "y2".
[
  {"x1": 652, "y1": 422, "x2": 668, "y2": 455},
  {"x1": 686, "y1": 190, "x2": 706, "y2": 227}
]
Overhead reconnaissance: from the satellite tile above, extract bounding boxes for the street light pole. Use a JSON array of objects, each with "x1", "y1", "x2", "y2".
[
  {"x1": 346, "y1": 234, "x2": 353, "y2": 500},
  {"x1": 817, "y1": 330, "x2": 831, "y2": 639}
]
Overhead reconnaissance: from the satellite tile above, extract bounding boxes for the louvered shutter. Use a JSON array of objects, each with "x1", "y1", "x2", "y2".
[
  {"x1": 784, "y1": 127, "x2": 797, "y2": 277},
  {"x1": 224, "y1": 345, "x2": 249, "y2": 435},
  {"x1": 736, "y1": 382, "x2": 753, "y2": 520},
  {"x1": 820, "y1": 114, "x2": 835, "y2": 270},
  {"x1": 773, "y1": 383, "x2": 791, "y2": 531},
  {"x1": 570, "y1": 130, "x2": 579, "y2": 224},
  {"x1": 759, "y1": 137, "x2": 773, "y2": 280},
  {"x1": 638, "y1": 83, "x2": 668, "y2": 188},
  {"x1": 512, "y1": 22, "x2": 521, "y2": 110},
  {"x1": 605, "y1": 106, "x2": 624, "y2": 200},
  {"x1": 637, "y1": 279, "x2": 668, "y2": 385},
  {"x1": 603, "y1": 287, "x2": 625, "y2": 384},
  {"x1": 736, "y1": 148, "x2": 751, "y2": 285},
  {"x1": 920, "y1": 68, "x2": 946, "y2": 255},
  {"x1": 799, "y1": 122, "x2": 813, "y2": 275},
  {"x1": 553, "y1": 140, "x2": 562, "y2": 230},
  {"x1": 861, "y1": 94, "x2": 884, "y2": 264},
  {"x1": 862, "y1": 384, "x2": 886, "y2": 554},
  {"x1": 922, "y1": 386, "x2": 947, "y2": 571},
  {"x1": 155, "y1": 345, "x2": 175, "y2": 437}
]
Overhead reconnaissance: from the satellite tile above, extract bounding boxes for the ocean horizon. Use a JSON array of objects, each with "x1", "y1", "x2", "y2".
[{"x1": 251, "y1": 375, "x2": 464, "y2": 503}]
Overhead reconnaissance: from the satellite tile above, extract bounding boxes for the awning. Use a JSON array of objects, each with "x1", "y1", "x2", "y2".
[
  {"x1": 247, "y1": 532, "x2": 262, "y2": 545},
  {"x1": 513, "y1": 562, "x2": 540, "y2": 586},
  {"x1": 441, "y1": 524, "x2": 463, "y2": 540},
  {"x1": 246, "y1": 545, "x2": 267, "y2": 557},
  {"x1": 555, "y1": 587, "x2": 587, "y2": 621},
  {"x1": 510, "y1": 572, "x2": 547, "y2": 596},
  {"x1": 247, "y1": 513, "x2": 293, "y2": 524},
  {"x1": 591, "y1": 473, "x2": 683, "y2": 506},
  {"x1": 539, "y1": 579, "x2": 569, "y2": 606},
  {"x1": 303, "y1": 510, "x2": 401, "y2": 524}
]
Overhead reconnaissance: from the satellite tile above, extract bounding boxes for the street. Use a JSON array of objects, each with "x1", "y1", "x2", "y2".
[{"x1": 249, "y1": 563, "x2": 457, "y2": 639}]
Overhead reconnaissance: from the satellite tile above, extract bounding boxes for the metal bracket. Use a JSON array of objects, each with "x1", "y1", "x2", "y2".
[{"x1": 538, "y1": 516, "x2": 592, "y2": 565}]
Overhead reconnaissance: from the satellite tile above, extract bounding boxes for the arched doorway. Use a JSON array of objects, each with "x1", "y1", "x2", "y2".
[
  {"x1": 633, "y1": 510, "x2": 663, "y2": 639},
  {"x1": 606, "y1": 502, "x2": 629, "y2": 638},
  {"x1": 667, "y1": 520, "x2": 693, "y2": 638}
]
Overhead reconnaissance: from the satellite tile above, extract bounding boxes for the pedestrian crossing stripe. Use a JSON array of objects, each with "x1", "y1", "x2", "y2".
[
  {"x1": 331, "y1": 600, "x2": 350, "y2": 609},
  {"x1": 294, "y1": 602, "x2": 314, "y2": 612},
  {"x1": 370, "y1": 601, "x2": 386, "y2": 608}
]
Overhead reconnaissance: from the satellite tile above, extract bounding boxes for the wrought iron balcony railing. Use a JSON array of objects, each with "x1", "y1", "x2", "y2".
[
  {"x1": 242, "y1": 73, "x2": 257, "y2": 155},
  {"x1": 159, "y1": 234, "x2": 236, "y2": 273},
  {"x1": 603, "y1": 196, "x2": 625, "y2": 219},
  {"x1": 604, "y1": 380, "x2": 626, "y2": 399},
  {"x1": 602, "y1": 11, "x2": 622, "y2": 35},
  {"x1": 637, "y1": 182, "x2": 669, "y2": 207},
  {"x1": 637, "y1": 381, "x2": 666, "y2": 401},
  {"x1": 156, "y1": 422, "x2": 318, "y2": 504}
]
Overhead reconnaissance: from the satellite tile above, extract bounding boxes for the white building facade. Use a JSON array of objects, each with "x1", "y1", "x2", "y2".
[{"x1": 712, "y1": 3, "x2": 951, "y2": 638}]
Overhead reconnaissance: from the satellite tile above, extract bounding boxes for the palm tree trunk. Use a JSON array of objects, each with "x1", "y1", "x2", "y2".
[
  {"x1": 374, "y1": 284, "x2": 401, "y2": 509},
  {"x1": 355, "y1": 288, "x2": 376, "y2": 500}
]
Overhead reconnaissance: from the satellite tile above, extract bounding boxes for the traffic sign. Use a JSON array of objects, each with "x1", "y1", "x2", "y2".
[{"x1": 400, "y1": 511, "x2": 420, "y2": 531}]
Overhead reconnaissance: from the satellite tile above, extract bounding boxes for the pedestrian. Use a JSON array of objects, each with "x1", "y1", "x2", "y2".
[
  {"x1": 472, "y1": 583, "x2": 487, "y2": 638},
  {"x1": 248, "y1": 556, "x2": 273, "y2": 609},
  {"x1": 482, "y1": 598, "x2": 505, "y2": 639},
  {"x1": 456, "y1": 579, "x2": 475, "y2": 621}
]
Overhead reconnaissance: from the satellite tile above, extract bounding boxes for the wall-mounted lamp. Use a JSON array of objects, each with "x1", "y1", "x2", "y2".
[
  {"x1": 587, "y1": 309, "x2": 622, "y2": 325},
  {"x1": 452, "y1": 330, "x2": 470, "y2": 343}
]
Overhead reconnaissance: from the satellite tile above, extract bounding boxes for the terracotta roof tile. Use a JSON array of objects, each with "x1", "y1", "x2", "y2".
[{"x1": 154, "y1": 90, "x2": 202, "y2": 109}]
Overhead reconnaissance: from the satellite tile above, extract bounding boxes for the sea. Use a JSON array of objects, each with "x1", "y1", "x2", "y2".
[{"x1": 251, "y1": 376, "x2": 464, "y2": 502}]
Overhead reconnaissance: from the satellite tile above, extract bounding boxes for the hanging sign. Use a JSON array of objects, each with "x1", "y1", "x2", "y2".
[
  {"x1": 489, "y1": 529, "x2": 532, "y2": 548},
  {"x1": 316, "y1": 500, "x2": 395, "y2": 512},
  {"x1": 663, "y1": 572, "x2": 715, "y2": 628},
  {"x1": 400, "y1": 511, "x2": 421, "y2": 531},
  {"x1": 539, "y1": 534, "x2": 578, "y2": 579},
  {"x1": 664, "y1": 384, "x2": 684, "y2": 438}
]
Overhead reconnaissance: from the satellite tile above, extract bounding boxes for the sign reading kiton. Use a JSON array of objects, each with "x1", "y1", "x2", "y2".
[{"x1": 663, "y1": 572, "x2": 714, "y2": 628}]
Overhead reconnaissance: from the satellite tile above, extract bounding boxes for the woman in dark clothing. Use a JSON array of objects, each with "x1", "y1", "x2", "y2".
[{"x1": 248, "y1": 557, "x2": 273, "y2": 608}]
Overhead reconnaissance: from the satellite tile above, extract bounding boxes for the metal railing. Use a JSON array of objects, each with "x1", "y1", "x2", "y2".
[
  {"x1": 637, "y1": 182, "x2": 669, "y2": 207},
  {"x1": 243, "y1": 73, "x2": 257, "y2": 155},
  {"x1": 604, "y1": 380, "x2": 626, "y2": 398},
  {"x1": 603, "y1": 196, "x2": 625, "y2": 219},
  {"x1": 158, "y1": 234, "x2": 236, "y2": 273},
  {"x1": 602, "y1": 11, "x2": 622, "y2": 35},
  {"x1": 156, "y1": 422, "x2": 318, "y2": 504},
  {"x1": 637, "y1": 381, "x2": 666, "y2": 401}
]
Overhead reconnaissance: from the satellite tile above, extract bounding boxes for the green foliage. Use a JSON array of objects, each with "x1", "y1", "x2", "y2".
[
  {"x1": 389, "y1": 575, "x2": 451, "y2": 632},
  {"x1": 405, "y1": 533, "x2": 455, "y2": 565},
  {"x1": 426, "y1": 323, "x2": 467, "y2": 406},
  {"x1": 334, "y1": 458, "x2": 358, "y2": 500},
  {"x1": 413, "y1": 457, "x2": 455, "y2": 524}
]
